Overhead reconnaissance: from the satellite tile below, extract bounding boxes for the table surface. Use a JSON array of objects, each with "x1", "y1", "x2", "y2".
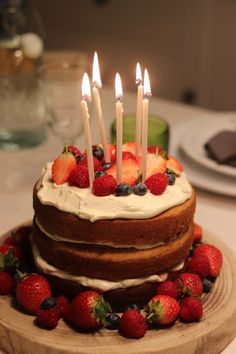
[{"x1": 0, "y1": 87, "x2": 236, "y2": 354}]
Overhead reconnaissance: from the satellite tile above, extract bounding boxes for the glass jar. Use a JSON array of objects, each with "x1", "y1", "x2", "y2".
[{"x1": 0, "y1": 0, "x2": 46, "y2": 150}]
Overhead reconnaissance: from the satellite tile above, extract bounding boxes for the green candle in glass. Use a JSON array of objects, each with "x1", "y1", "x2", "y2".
[{"x1": 111, "y1": 114, "x2": 169, "y2": 152}]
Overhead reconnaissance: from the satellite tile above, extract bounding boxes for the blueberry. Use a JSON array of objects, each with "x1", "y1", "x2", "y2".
[
  {"x1": 102, "y1": 162, "x2": 112, "y2": 170},
  {"x1": 133, "y1": 183, "x2": 147, "y2": 196},
  {"x1": 13, "y1": 273, "x2": 21, "y2": 287},
  {"x1": 92, "y1": 145, "x2": 104, "y2": 161},
  {"x1": 115, "y1": 183, "x2": 132, "y2": 196},
  {"x1": 95, "y1": 170, "x2": 106, "y2": 178},
  {"x1": 125, "y1": 304, "x2": 140, "y2": 311},
  {"x1": 166, "y1": 173, "x2": 176, "y2": 185},
  {"x1": 76, "y1": 154, "x2": 84, "y2": 164},
  {"x1": 202, "y1": 278, "x2": 212, "y2": 293},
  {"x1": 105, "y1": 313, "x2": 120, "y2": 330},
  {"x1": 40, "y1": 297, "x2": 57, "y2": 310},
  {"x1": 206, "y1": 275, "x2": 216, "y2": 283}
]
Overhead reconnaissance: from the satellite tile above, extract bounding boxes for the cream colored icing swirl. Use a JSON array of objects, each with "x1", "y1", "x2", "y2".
[{"x1": 37, "y1": 162, "x2": 192, "y2": 222}]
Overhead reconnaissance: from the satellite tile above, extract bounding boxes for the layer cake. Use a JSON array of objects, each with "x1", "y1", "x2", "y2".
[{"x1": 31, "y1": 145, "x2": 196, "y2": 310}]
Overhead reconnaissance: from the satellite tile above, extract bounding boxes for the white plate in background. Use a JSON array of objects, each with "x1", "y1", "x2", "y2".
[
  {"x1": 170, "y1": 120, "x2": 236, "y2": 198},
  {"x1": 180, "y1": 116, "x2": 236, "y2": 178}
]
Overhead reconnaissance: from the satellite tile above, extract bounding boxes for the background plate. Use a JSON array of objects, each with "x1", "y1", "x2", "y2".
[{"x1": 180, "y1": 116, "x2": 236, "y2": 178}]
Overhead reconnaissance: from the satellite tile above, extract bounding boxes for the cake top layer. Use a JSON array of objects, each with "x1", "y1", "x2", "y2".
[{"x1": 37, "y1": 160, "x2": 192, "y2": 222}]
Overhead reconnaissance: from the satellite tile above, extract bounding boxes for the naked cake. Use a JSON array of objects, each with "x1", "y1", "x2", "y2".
[{"x1": 31, "y1": 143, "x2": 196, "y2": 310}]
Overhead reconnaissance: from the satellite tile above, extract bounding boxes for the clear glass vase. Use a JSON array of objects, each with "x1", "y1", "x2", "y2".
[{"x1": 0, "y1": 0, "x2": 46, "y2": 150}]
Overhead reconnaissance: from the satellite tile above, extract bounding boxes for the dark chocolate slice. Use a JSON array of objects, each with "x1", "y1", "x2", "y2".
[{"x1": 204, "y1": 131, "x2": 236, "y2": 167}]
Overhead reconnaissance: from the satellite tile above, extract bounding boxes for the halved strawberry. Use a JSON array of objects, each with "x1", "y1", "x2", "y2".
[
  {"x1": 167, "y1": 156, "x2": 183, "y2": 175},
  {"x1": 138, "y1": 153, "x2": 167, "y2": 179},
  {"x1": 107, "y1": 144, "x2": 116, "y2": 161},
  {"x1": 111, "y1": 151, "x2": 136, "y2": 164},
  {"x1": 122, "y1": 142, "x2": 137, "y2": 156},
  {"x1": 67, "y1": 145, "x2": 82, "y2": 157},
  {"x1": 147, "y1": 145, "x2": 159, "y2": 154},
  {"x1": 106, "y1": 158, "x2": 140, "y2": 186},
  {"x1": 52, "y1": 149, "x2": 77, "y2": 185}
]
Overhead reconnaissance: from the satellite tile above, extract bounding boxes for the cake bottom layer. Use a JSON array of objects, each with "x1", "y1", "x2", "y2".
[
  {"x1": 32, "y1": 241, "x2": 188, "y2": 311},
  {"x1": 36, "y1": 264, "x2": 187, "y2": 312}
]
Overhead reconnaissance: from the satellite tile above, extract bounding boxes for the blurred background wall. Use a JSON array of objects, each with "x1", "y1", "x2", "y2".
[{"x1": 32, "y1": 0, "x2": 236, "y2": 111}]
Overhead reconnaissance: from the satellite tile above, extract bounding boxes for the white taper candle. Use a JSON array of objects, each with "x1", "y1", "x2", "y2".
[
  {"x1": 115, "y1": 73, "x2": 123, "y2": 184},
  {"x1": 80, "y1": 73, "x2": 94, "y2": 187},
  {"x1": 141, "y1": 69, "x2": 152, "y2": 182},
  {"x1": 92, "y1": 52, "x2": 110, "y2": 162},
  {"x1": 135, "y1": 63, "x2": 143, "y2": 158}
]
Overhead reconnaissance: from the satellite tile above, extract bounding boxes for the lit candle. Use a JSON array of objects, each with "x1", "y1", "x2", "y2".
[
  {"x1": 115, "y1": 73, "x2": 123, "y2": 184},
  {"x1": 92, "y1": 52, "x2": 110, "y2": 162},
  {"x1": 142, "y1": 69, "x2": 152, "y2": 182},
  {"x1": 135, "y1": 63, "x2": 143, "y2": 158},
  {"x1": 80, "y1": 73, "x2": 94, "y2": 187}
]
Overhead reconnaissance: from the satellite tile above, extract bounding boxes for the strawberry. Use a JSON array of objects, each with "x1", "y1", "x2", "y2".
[
  {"x1": 175, "y1": 273, "x2": 203, "y2": 297},
  {"x1": 179, "y1": 296, "x2": 203, "y2": 322},
  {"x1": 119, "y1": 309, "x2": 147, "y2": 339},
  {"x1": 147, "y1": 145, "x2": 158, "y2": 154},
  {"x1": 0, "y1": 244, "x2": 22, "y2": 271},
  {"x1": 111, "y1": 151, "x2": 136, "y2": 164},
  {"x1": 193, "y1": 244, "x2": 223, "y2": 277},
  {"x1": 106, "y1": 144, "x2": 116, "y2": 161},
  {"x1": 193, "y1": 223, "x2": 203, "y2": 243},
  {"x1": 122, "y1": 141, "x2": 137, "y2": 156},
  {"x1": 147, "y1": 145, "x2": 167, "y2": 159},
  {"x1": 0, "y1": 244, "x2": 22, "y2": 259},
  {"x1": 167, "y1": 156, "x2": 183, "y2": 175},
  {"x1": 3, "y1": 236, "x2": 17, "y2": 246},
  {"x1": 68, "y1": 164, "x2": 89, "y2": 188},
  {"x1": 156, "y1": 281, "x2": 179, "y2": 299},
  {"x1": 52, "y1": 148, "x2": 77, "y2": 185},
  {"x1": 147, "y1": 294, "x2": 180, "y2": 325},
  {"x1": 106, "y1": 158, "x2": 140, "y2": 186},
  {"x1": 16, "y1": 274, "x2": 51, "y2": 314},
  {"x1": 67, "y1": 290, "x2": 111, "y2": 330},
  {"x1": 138, "y1": 153, "x2": 167, "y2": 180},
  {"x1": 93, "y1": 174, "x2": 117, "y2": 196},
  {"x1": 56, "y1": 295, "x2": 70, "y2": 318},
  {"x1": 145, "y1": 172, "x2": 168, "y2": 195},
  {"x1": 79, "y1": 155, "x2": 102, "y2": 172},
  {"x1": 12, "y1": 225, "x2": 32, "y2": 251},
  {"x1": 0, "y1": 271, "x2": 13, "y2": 295},
  {"x1": 36, "y1": 306, "x2": 60, "y2": 329},
  {"x1": 187, "y1": 254, "x2": 211, "y2": 278},
  {"x1": 67, "y1": 145, "x2": 81, "y2": 157}
]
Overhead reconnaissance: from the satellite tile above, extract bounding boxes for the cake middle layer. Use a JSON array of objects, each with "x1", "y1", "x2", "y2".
[{"x1": 31, "y1": 221, "x2": 194, "y2": 281}]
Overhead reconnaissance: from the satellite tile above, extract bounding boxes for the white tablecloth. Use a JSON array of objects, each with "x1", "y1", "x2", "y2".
[{"x1": 0, "y1": 87, "x2": 236, "y2": 353}]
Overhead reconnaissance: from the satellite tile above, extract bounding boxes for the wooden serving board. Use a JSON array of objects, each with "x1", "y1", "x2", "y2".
[{"x1": 0, "y1": 226, "x2": 236, "y2": 354}]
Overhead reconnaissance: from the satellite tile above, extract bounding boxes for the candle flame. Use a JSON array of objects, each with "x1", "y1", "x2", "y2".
[
  {"x1": 82, "y1": 73, "x2": 92, "y2": 101},
  {"x1": 136, "y1": 62, "x2": 142, "y2": 85},
  {"x1": 115, "y1": 73, "x2": 123, "y2": 101},
  {"x1": 143, "y1": 69, "x2": 152, "y2": 99},
  {"x1": 92, "y1": 51, "x2": 102, "y2": 88}
]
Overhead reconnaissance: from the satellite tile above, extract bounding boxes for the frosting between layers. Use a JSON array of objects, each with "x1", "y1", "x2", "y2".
[
  {"x1": 32, "y1": 242, "x2": 184, "y2": 292},
  {"x1": 37, "y1": 162, "x2": 192, "y2": 222}
]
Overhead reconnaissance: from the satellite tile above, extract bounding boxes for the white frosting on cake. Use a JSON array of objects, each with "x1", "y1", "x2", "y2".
[
  {"x1": 32, "y1": 242, "x2": 184, "y2": 292},
  {"x1": 37, "y1": 162, "x2": 192, "y2": 222}
]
